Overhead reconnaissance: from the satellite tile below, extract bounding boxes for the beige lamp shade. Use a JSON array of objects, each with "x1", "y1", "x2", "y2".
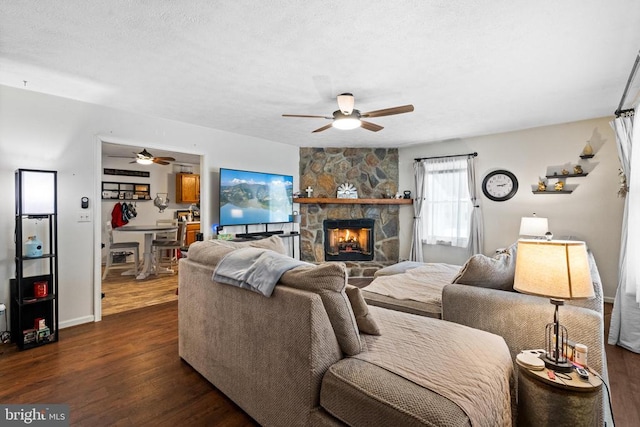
[
  {"x1": 514, "y1": 239, "x2": 594, "y2": 299},
  {"x1": 519, "y1": 216, "x2": 549, "y2": 237}
]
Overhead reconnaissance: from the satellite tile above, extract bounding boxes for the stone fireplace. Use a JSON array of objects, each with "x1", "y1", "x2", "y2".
[{"x1": 298, "y1": 148, "x2": 402, "y2": 277}]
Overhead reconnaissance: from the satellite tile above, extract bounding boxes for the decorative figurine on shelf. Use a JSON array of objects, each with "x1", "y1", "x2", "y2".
[
  {"x1": 573, "y1": 165, "x2": 583, "y2": 175},
  {"x1": 561, "y1": 169, "x2": 570, "y2": 175},
  {"x1": 582, "y1": 141, "x2": 594, "y2": 156},
  {"x1": 537, "y1": 180, "x2": 547, "y2": 192},
  {"x1": 403, "y1": 190, "x2": 412, "y2": 199},
  {"x1": 337, "y1": 183, "x2": 358, "y2": 199},
  {"x1": 555, "y1": 181, "x2": 565, "y2": 191},
  {"x1": 305, "y1": 186, "x2": 314, "y2": 198}
]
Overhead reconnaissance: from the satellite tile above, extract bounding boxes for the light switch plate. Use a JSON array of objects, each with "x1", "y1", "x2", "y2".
[{"x1": 78, "y1": 211, "x2": 91, "y2": 222}]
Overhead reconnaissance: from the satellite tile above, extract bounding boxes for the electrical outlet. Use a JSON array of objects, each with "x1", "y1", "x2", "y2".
[{"x1": 78, "y1": 211, "x2": 91, "y2": 222}]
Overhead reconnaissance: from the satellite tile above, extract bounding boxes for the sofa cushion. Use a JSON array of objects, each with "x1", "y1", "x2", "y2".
[
  {"x1": 345, "y1": 285, "x2": 380, "y2": 335},
  {"x1": 452, "y1": 243, "x2": 517, "y2": 291},
  {"x1": 281, "y1": 263, "x2": 361, "y2": 356},
  {"x1": 322, "y1": 358, "x2": 470, "y2": 426},
  {"x1": 373, "y1": 261, "x2": 425, "y2": 277}
]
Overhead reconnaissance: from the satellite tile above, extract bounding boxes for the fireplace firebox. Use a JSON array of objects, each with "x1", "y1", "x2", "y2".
[{"x1": 323, "y1": 219, "x2": 374, "y2": 261}]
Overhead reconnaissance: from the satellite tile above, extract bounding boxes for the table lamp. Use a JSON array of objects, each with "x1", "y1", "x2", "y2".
[
  {"x1": 519, "y1": 214, "x2": 549, "y2": 238},
  {"x1": 513, "y1": 239, "x2": 594, "y2": 372}
]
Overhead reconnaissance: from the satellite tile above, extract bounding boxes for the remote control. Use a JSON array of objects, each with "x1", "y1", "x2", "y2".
[{"x1": 575, "y1": 367, "x2": 589, "y2": 380}]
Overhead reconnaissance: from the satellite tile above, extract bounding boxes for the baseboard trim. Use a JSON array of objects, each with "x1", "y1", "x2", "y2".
[
  {"x1": 60, "y1": 315, "x2": 95, "y2": 329},
  {"x1": 604, "y1": 296, "x2": 615, "y2": 304}
]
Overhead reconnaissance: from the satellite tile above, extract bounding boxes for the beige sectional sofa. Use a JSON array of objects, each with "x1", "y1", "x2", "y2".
[
  {"x1": 178, "y1": 237, "x2": 609, "y2": 426},
  {"x1": 179, "y1": 237, "x2": 516, "y2": 426}
]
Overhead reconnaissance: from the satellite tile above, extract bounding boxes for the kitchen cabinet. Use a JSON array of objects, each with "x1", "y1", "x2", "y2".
[
  {"x1": 176, "y1": 173, "x2": 200, "y2": 204},
  {"x1": 185, "y1": 222, "x2": 200, "y2": 246}
]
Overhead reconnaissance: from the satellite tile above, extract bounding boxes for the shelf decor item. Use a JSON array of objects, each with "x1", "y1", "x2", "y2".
[
  {"x1": 24, "y1": 235, "x2": 43, "y2": 257},
  {"x1": 582, "y1": 141, "x2": 594, "y2": 156},
  {"x1": 573, "y1": 165, "x2": 583, "y2": 175},
  {"x1": 337, "y1": 183, "x2": 358, "y2": 199}
]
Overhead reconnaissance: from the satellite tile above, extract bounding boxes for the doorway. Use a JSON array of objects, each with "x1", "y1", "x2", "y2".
[{"x1": 97, "y1": 138, "x2": 203, "y2": 318}]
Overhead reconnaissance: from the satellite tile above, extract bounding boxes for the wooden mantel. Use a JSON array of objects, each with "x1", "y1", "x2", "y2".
[{"x1": 293, "y1": 197, "x2": 412, "y2": 205}]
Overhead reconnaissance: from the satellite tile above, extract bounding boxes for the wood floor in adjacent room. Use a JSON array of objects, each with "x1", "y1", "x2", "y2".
[
  {"x1": 101, "y1": 261, "x2": 178, "y2": 316},
  {"x1": 0, "y1": 295, "x2": 638, "y2": 426}
]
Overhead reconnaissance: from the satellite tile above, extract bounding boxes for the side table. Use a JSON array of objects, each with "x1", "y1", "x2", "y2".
[{"x1": 517, "y1": 359, "x2": 602, "y2": 427}]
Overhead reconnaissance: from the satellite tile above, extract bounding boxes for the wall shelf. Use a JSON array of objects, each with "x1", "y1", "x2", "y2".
[
  {"x1": 101, "y1": 181, "x2": 151, "y2": 200},
  {"x1": 533, "y1": 190, "x2": 574, "y2": 194},
  {"x1": 545, "y1": 173, "x2": 588, "y2": 179},
  {"x1": 293, "y1": 197, "x2": 412, "y2": 205}
]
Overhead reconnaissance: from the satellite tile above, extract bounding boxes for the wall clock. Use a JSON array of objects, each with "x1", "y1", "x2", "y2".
[{"x1": 482, "y1": 170, "x2": 518, "y2": 202}]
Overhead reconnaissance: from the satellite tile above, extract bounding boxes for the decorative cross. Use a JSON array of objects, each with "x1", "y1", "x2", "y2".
[{"x1": 305, "y1": 186, "x2": 314, "y2": 198}]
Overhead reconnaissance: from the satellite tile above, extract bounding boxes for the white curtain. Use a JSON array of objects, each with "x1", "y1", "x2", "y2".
[
  {"x1": 609, "y1": 111, "x2": 640, "y2": 353},
  {"x1": 421, "y1": 157, "x2": 473, "y2": 248},
  {"x1": 409, "y1": 161, "x2": 426, "y2": 262},
  {"x1": 466, "y1": 157, "x2": 484, "y2": 255}
]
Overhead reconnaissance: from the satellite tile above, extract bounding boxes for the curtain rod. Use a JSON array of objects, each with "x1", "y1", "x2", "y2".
[
  {"x1": 414, "y1": 152, "x2": 477, "y2": 162},
  {"x1": 615, "y1": 50, "x2": 640, "y2": 116}
]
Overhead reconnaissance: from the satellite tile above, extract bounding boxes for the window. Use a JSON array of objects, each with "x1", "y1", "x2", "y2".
[{"x1": 420, "y1": 157, "x2": 472, "y2": 248}]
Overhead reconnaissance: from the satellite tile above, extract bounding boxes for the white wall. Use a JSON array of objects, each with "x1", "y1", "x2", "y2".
[
  {"x1": 399, "y1": 117, "x2": 623, "y2": 301},
  {"x1": 0, "y1": 85, "x2": 298, "y2": 328}
]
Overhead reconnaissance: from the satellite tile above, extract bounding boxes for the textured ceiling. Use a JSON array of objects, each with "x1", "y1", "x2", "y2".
[{"x1": 2, "y1": 1, "x2": 640, "y2": 152}]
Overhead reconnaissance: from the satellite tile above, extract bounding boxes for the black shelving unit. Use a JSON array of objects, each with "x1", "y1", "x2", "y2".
[{"x1": 12, "y1": 169, "x2": 59, "y2": 350}]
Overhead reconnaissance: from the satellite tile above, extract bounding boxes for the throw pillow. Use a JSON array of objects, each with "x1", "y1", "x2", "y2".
[
  {"x1": 452, "y1": 243, "x2": 518, "y2": 291},
  {"x1": 345, "y1": 285, "x2": 381, "y2": 335},
  {"x1": 281, "y1": 263, "x2": 362, "y2": 356}
]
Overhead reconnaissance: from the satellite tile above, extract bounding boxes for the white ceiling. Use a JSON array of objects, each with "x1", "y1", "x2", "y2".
[{"x1": 2, "y1": 1, "x2": 640, "y2": 152}]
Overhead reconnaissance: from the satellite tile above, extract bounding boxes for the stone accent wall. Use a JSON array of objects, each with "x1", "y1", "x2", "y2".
[{"x1": 298, "y1": 148, "x2": 401, "y2": 276}]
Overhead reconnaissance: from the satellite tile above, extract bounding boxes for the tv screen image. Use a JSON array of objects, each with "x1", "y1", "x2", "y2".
[{"x1": 219, "y1": 168, "x2": 294, "y2": 226}]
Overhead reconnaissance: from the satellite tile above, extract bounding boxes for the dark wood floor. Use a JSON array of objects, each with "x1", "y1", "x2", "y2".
[{"x1": 0, "y1": 299, "x2": 638, "y2": 426}]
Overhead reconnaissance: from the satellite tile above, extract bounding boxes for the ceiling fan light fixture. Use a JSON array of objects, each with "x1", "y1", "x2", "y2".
[
  {"x1": 337, "y1": 93, "x2": 355, "y2": 115},
  {"x1": 332, "y1": 117, "x2": 361, "y2": 130},
  {"x1": 136, "y1": 158, "x2": 154, "y2": 165}
]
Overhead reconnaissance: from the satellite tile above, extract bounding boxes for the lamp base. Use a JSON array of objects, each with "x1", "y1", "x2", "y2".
[{"x1": 542, "y1": 354, "x2": 573, "y2": 373}]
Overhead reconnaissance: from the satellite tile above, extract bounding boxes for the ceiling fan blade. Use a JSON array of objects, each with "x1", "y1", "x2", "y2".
[
  {"x1": 312, "y1": 123, "x2": 334, "y2": 133},
  {"x1": 360, "y1": 121, "x2": 384, "y2": 132},
  {"x1": 361, "y1": 104, "x2": 414, "y2": 118},
  {"x1": 153, "y1": 159, "x2": 170, "y2": 165},
  {"x1": 283, "y1": 114, "x2": 332, "y2": 119},
  {"x1": 155, "y1": 156, "x2": 176, "y2": 162}
]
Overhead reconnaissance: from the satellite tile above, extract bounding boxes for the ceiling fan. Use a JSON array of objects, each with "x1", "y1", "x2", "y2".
[
  {"x1": 110, "y1": 149, "x2": 176, "y2": 165},
  {"x1": 282, "y1": 93, "x2": 414, "y2": 133}
]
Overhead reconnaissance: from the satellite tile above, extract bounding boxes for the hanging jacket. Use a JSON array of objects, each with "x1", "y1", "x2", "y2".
[{"x1": 111, "y1": 202, "x2": 128, "y2": 228}]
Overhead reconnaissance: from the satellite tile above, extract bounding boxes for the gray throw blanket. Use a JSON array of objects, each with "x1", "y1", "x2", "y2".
[{"x1": 213, "y1": 247, "x2": 310, "y2": 297}]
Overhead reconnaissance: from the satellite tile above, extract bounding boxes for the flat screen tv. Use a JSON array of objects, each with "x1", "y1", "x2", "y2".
[{"x1": 219, "y1": 168, "x2": 294, "y2": 226}]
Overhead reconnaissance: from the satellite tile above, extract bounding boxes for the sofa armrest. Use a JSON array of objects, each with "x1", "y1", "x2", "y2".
[{"x1": 442, "y1": 284, "x2": 605, "y2": 376}]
